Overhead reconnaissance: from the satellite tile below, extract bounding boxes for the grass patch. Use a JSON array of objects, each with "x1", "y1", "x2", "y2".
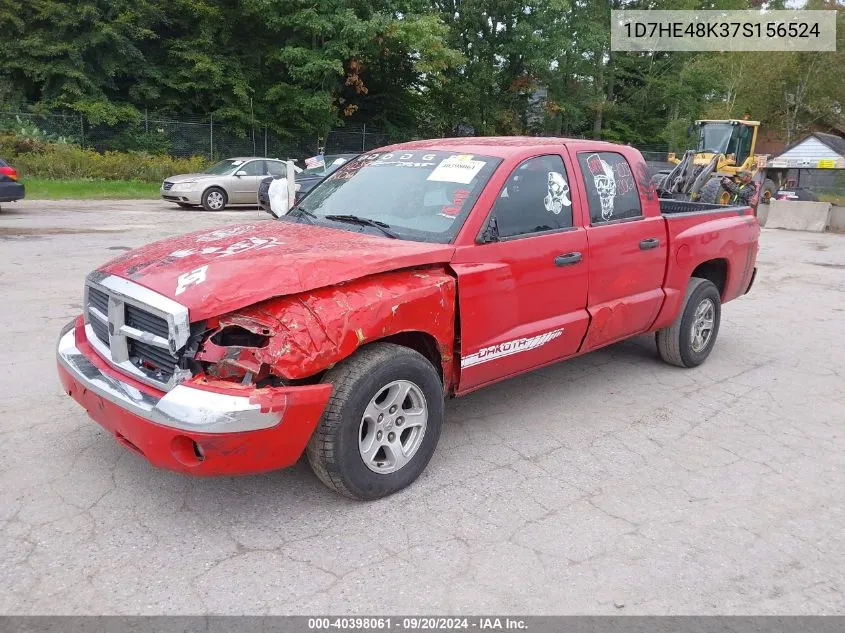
[
  {"x1": 818, "y1": 193, "x2": 845, "y2": 206},
  {"x1": 23, "y1": 178, "x2": 160, "y2": 200}
]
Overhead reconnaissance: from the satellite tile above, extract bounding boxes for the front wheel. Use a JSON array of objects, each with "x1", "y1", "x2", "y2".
[
  {"x1": 201, "y1": 187, "x2": 227, "y2": 212},
  {"x1": 306, "y1": 343, "x2": 444, "y2": 500},
  {"x1": 656, "y1": 278, "x2": 722, "y2": 368}
]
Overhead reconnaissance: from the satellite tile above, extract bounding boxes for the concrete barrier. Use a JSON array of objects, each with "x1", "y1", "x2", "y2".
[
  {"x1": 757, "y1": 203, "x2": 769, "y2": 227},
  {"x1": 829, "y1": 206, "x2": 845, "y2": 233},
  {"x1": 765, "y1": 200, "x2": 832, "y2": 232}
]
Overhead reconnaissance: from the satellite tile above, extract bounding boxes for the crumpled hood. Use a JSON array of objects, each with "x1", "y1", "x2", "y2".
[{"x1": 98, "y1": 221, "x2": 455, "y2": 320}]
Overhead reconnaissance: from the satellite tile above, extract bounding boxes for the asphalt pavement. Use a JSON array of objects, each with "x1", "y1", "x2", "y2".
[{"x1": 1, "y1": 199, "x2": 844, "y2": 614}]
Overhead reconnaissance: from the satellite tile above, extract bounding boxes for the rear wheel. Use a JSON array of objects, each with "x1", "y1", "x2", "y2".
[
  {"x1": 656, "y1": 278, "x2": 721, "y2": 368},
  {"x1": 201, "y1": 187, "x2": 227, "y2": 212},
  {"x1": 306, "y1": 343, "x2": 444, "y2": 500},
  {"x1": 698, "y1": 178, "x2": 731, "y2": 205}
]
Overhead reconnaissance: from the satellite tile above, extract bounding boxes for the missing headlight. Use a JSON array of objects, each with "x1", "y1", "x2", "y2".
[{"x1": 210, "y1": 325, "x2": 270, "y2": 348}]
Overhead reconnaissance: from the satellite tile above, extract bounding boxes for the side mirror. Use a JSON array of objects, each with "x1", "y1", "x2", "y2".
[{"x1": 235, "y1": 170, "x2": 247, "y2": 177}]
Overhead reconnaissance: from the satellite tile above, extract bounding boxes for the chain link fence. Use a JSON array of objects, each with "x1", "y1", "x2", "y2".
[
  {"x1": 0, "y1": 108, "x2": 668, "y2": 163},
  {"x1": 0, "y1": 110, "x2": 396, "y2": 162}
]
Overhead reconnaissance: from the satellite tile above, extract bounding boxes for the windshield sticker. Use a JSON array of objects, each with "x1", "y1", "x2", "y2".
[
  {"x1": 462, "y1": 328, "x2": 564, "y2": 369},
  {"x1": 427, "y1": 155, "x2": 486, "y2": 184},
  {"x1": 439, "y1": 188, "x2": 471, "y2": 218},
  {"x1": 544, "y1": 172, "x2": 571, "y2": 214},
  {"x1": 175, "y1": 265, "x2": 208, "y2": 296},
  {"x1": 586, "y1": 153, "x2": 617, "y2": 220},
  {"x1": 231, "y1": 160, "x2": 243, "y2": 166}
]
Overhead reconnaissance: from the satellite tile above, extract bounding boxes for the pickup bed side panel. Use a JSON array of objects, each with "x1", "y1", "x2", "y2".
[
  {"x1": 195, "y1": 268, "x2": 457, "y2": 387},
  {"x1": 651, "y1": 210, "x2": 759, "y2": 331}
]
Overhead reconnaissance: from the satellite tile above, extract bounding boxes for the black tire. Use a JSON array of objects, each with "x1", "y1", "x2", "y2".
[
  {"x1": 698, "y1": 178, "x2": 730, "y2": 205},
  {"x1": 176, "y1": 202, "x2": 195, "y2": 209},
  {"x1": 759, "y1": 179, "x2": 777, "y2": 205},
  {"x1": 201, "y1": 187, "x2": 227, "y2": 212},
  {"x1": 306, "y1": 342, "x2": 444, "y2": 500},
  {"x1": 656, "y1": 278, "x2": 722, "y2": 368}
]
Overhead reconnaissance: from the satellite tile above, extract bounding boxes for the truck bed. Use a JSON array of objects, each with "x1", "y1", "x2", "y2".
[{"x1": 659, "y1": 198, "x2": 749, "y2": 216}]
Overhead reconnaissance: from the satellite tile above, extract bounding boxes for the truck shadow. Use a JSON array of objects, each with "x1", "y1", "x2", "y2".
[{"x1": 170, "y1": 334, "x2": 661, "y2": 506}]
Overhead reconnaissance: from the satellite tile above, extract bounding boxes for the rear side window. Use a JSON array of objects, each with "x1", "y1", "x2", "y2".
[
  {"x1": 577, "y1": 152, "x2": 641, "y2": 224},
  {"x1": 267, "y1": 161, "x2": 286, "y2": 177},
  {"x1": 490, "y1": 154, "x2": 573, "y2": 239}
]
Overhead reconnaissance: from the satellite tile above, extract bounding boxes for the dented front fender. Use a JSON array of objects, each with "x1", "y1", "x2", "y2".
[{"x1": 196, "y1": 268, "x2": 457, "y2": 387}]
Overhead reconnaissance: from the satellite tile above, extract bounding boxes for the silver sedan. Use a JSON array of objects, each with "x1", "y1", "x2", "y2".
[{"x1": 161, "y1": 157, "x2": 300, "y2": 211}]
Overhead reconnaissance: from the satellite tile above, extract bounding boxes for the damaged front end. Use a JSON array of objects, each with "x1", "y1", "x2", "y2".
[
  {"x1": 57, "y1": 267, "x2": 456, "y2": 475},
  {"x1": 193, "y1": 268, "x2": 457, "y2": 390}
]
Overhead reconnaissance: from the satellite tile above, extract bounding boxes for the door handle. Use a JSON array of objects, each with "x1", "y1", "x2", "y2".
[
  {"x1": 639, "y1": 237, "x2": 660, "y2": 250},
  {"x1": 554, "y1": 252, "x2": 582, "y2": 266}
]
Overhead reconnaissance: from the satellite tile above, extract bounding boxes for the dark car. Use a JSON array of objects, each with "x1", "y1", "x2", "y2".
[
  {"x1": 258, "y1": 153, "x2": 358, "y2": 214},
  {"x1": 0, "y1": 158, "x2": 25, "y2": 210}
]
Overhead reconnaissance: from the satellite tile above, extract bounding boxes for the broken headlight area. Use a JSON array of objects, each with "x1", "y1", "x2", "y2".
[{"x1": 193, "y1": 314, "x2": 324, "y2": 386}]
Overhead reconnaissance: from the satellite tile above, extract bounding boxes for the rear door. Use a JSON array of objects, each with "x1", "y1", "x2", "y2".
[
  {"x1": 452, "y1": 152, "x2": 591, "y2": 392},
  {"x1": 231, "y1": 160, "x2": 267, "y2": 203},
  {"x1": 571, "y1": 149, "x2": 668, "y2": 351}
]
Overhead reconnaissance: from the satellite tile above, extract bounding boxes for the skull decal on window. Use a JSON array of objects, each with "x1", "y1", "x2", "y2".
[
  {"x1": 544, "y1": 171, "x2": 571, "y2": 214},
  {"x1": 586, "y1": 153, "x2": 616, "y2": 220}
]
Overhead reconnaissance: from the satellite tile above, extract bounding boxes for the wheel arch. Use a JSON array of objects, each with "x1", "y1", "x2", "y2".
[
  {"x1": 378, "y1": 331, "x2": 443, "y2": 382},
  {"x1": 691, "y1": 258, "x2": 729, "y2": 299}
]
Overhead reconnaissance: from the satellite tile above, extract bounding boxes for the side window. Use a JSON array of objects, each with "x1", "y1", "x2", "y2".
[
  {"x1": 240, "y1": 160, "x2": 265, "y2": 176},
  {"x1": 267, "y1": 161, "x2": 286, "y2": 177},
  {"x1": 490, "y1": 154, "x2": 573, "y2": 239},
  {"x1": 577, "y1": 152, "x2": 641, "y2": 224}
]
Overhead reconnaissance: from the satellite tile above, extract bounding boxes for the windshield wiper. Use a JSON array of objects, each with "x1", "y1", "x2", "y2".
[
  {"x1": 287, "y1": 206, "x2": 317, "y2": 224},
  {"x1": 324, "y1": 214, "x2": 399, "y2": 239}
]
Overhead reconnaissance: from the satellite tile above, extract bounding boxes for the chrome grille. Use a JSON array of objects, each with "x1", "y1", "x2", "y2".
[
  {"x1": 125, "y1": 304, "x2": 169, "y2": 338},
  {"x1": 84, "y1": 274, "x2": 191, "y2": 390},
  {"x1": 128, "y1": 340, "x2": 179, "y2": 381},
  {"x1": 89, "y1": 316, "x2": 109, "y2": 346},
  {"x1": 88, "y1": 286, "x2": 109, "y2": 315}
]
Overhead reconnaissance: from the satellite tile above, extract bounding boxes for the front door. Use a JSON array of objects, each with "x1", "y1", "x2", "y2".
[
  {"x1": 452, "y1": 153, "x2": 590, "y2": 392},
  {"x1": 573, "y1": 150, "x2": 667, "y2": 351}
]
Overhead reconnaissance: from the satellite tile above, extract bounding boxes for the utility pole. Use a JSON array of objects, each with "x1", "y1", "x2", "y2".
[
  {"x1": 250, "y1": 97, "x2": 256, "y2": 156},
  {"x1": 210, "y1": 115, "x2": 214, "y2": 160}
]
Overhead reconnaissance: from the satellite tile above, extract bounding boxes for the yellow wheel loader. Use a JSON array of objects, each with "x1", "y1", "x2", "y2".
[{"x1": 655, "y1": 119, "x2": 777, "y2": 206}]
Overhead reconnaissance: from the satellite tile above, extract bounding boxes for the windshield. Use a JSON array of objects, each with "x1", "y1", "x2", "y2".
[
  {"x1": 300, "y1": 155, "x2": 356, "y2": 176},
  {"x1": 293, "y1": 150, "x2": 502, "y2": 243},
  {"x1": 696, "y1": 123, "x2": 734, "y2": 154},
  {"x1": 204, "y1": 159, "x2": 244, "y2": 175}
]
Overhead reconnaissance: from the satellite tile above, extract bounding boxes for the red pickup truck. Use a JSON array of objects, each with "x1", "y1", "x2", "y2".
[{"x1": 57, "y1": 137, "x2": 759, "y2": 499}]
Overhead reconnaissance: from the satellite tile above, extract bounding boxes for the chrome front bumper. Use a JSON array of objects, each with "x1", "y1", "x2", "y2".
[{"x1": 57, "y1": 323, "x2": 284, "y2": 434}]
